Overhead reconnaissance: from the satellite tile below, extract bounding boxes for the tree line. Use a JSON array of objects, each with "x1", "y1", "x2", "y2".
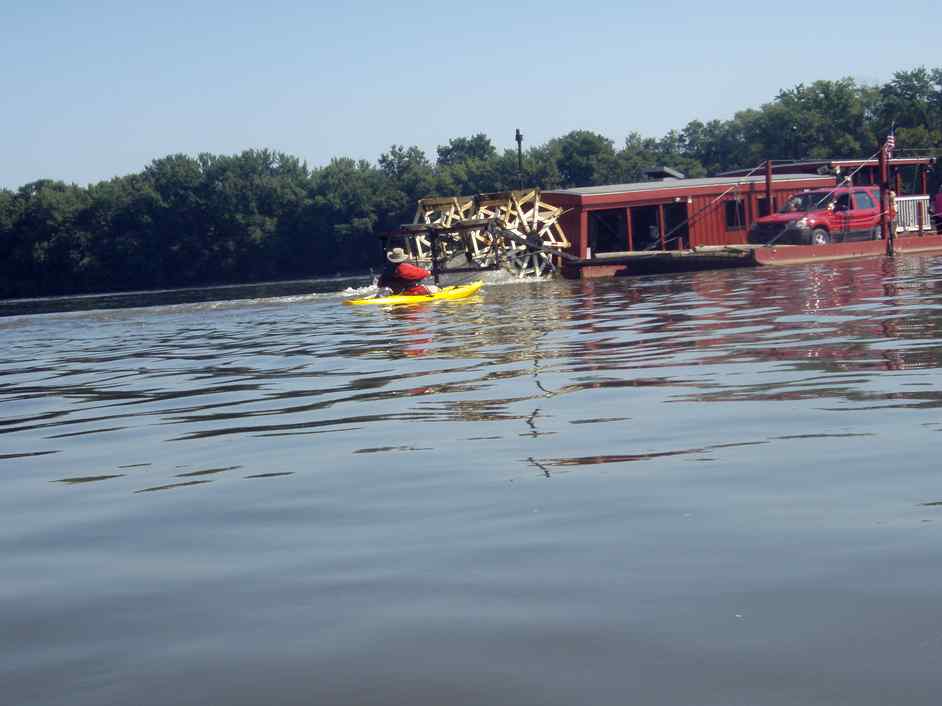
[{"x1": 2, "y1": 67, "x2": 940, "y2": 298}]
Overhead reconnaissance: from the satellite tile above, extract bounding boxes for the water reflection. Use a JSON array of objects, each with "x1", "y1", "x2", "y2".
[
  {"x1": 3, "y1": 254, "x2": 942, "y2": 493},
  {"x1": 54, "y1": 474, "x2": 125, "y2": 484},
  {"x1": 135, "y1": 479, "x2": 213, "y2": 493}
]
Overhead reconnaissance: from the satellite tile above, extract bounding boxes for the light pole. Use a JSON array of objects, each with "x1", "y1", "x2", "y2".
[{"x1": 515, "y1": 128, "x2": 524, "y2": 190}]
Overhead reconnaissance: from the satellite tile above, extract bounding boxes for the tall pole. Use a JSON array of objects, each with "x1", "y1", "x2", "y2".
[
  {"x1": 515, "y1": 128, "x2": 524, "y2": 190},
  {"x1": 880, "y1": 139, "x2": 892, "y2": 255}
]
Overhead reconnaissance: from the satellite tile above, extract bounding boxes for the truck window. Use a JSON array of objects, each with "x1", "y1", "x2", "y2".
[
  {"x1": 779, "y1": 192, "x2": 833, "y2": 213},
  {"x1": 853, "y1": 191, "x2": 876, "y2": 210}
]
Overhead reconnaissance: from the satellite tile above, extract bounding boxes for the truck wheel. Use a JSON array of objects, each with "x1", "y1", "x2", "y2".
[{"x1": 810, "y1": 229, "x2": 830, "y2": 246}]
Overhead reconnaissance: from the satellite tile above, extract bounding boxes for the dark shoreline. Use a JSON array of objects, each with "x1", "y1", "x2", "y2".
[{"x1": 0, "y1": 272, "x2": 374, "y2": 318}]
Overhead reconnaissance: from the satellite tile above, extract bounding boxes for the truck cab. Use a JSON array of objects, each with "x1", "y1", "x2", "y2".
[{"x1": 748, "y1": 186, "x2": 887, "y2": 245}]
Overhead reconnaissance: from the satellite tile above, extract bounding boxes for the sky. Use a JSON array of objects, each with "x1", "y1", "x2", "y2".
[{"x1": 1, "y1": 0, "x2": 938, "y2": 188}]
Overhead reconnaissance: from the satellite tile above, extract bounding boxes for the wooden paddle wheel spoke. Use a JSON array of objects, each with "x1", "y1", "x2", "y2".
[
  {"x1": 506, "y1": 249, "x2": 554, "y2": 278},
  {"x1": 464, "y1": 228, "x2": 497, "y2": 267},
  {"x1": 407, "y1": 196, "x2": 475, "y2": 264}
]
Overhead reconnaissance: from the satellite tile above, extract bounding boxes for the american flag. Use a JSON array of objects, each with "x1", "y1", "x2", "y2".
[{"x1": 884, "y1": 130, "x2": 896, "y2": 157}]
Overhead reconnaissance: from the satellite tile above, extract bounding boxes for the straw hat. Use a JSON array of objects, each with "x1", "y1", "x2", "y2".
[{"x1": 386, "y1": 247, "x2": 408, "y2": 263}]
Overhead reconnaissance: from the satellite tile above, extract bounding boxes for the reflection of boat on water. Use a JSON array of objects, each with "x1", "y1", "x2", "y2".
[
  {"x1": 684, "y1": 255, "x2": 942, "y2": 373},
  {"x1": 344, "y1": 281, "x2": 484, "y2": 306}
]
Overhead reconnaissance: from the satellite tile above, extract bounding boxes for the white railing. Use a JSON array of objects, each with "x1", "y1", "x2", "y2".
[{"x1": 895, "y1": 195, "x2": 933, "y2": 233}]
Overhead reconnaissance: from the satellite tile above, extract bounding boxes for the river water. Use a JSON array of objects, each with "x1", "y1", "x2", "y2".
[{"x1": 3, "y1": 258, "x2": 942, "y2": 706}]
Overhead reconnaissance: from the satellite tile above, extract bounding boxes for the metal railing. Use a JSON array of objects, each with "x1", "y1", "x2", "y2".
[{"x1": 895, "y1": 195, "x2": 933, "y2": 234}]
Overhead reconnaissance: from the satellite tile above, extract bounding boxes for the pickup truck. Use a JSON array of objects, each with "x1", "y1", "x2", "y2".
[{"x1": 748, "y1": 185, "x2": 890, "y2": 246}]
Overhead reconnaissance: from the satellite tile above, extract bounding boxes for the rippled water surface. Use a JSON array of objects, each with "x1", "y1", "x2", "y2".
[{"x1": 4, "y1": 259, "x2": 942, "y2": 705}]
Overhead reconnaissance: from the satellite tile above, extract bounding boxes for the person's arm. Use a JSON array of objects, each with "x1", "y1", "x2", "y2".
[{"x1": 396, "y1": 263, "x2": 431, "y2": 281}]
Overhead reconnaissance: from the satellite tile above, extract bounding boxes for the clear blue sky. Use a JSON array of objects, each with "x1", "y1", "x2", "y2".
[{"x1": 1, "y1": 0, "x2": 937, "y2": 188}]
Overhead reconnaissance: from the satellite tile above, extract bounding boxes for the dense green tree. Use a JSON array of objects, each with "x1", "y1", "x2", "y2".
[
  {"x1": 378, "y1": 145, "x2": 436, "y2": 203},
  {"x1": 0, "y1": 189, "x2": 17, "y2": 232},
  {"x1": 520, "y1": 146, "x2": 563, "y2": 190},
  {"x1": 880, "y1": 68, "x2": 939, "y2": 131},
  {"x1": 436, "y1": 134, "x2": 496, "y2": 166},
  {"x1": 649, "y1": 130, "x2": 709, "y2": 179},
  {"x1": 760, "y1": 79, "x2": 873, "y2": 159},
  {"x1": 85, "y1": 175, "x2": 162, "y2": 290},
  {"x1": 3, "y1": 180, "x2": 92, "y2": 295},
  {"x1": 437, "y1": 158, "x2": 501, "y2": 197},
  {"x1": 680, "y1": 119, "x2": 741, "y2": 174},
  {"x1": 309, "y1": 157, "x2": 395, "y2": 272},
  {"x1": 435, "y1": 135, "x2": 503, "y2": 195},
  {"x1": 547, "y1": 130, "x2": 620, "y2": 187}
]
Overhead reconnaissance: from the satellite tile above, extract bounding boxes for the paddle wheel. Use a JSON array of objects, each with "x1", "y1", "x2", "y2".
[
  {"x1": 408, "y1": 196, "x2": 475, "y2": 263},
  {"x1": 392, "y1": 189, "x2": 571, "y2": 279},
  {"x1": 474, "y1": 190, "x2": 570, "y2": 277}
]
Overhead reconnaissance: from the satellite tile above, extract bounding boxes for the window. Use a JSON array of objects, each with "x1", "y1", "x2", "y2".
[
  {"x1": 780, "y1": 191, "x2": 832, "y2": 213},
  {"x1": 725, "y1": 200, "x2": 746, "y2": 230},
  {"x1": 853, "y1": 191, "x2": 876, "y2": 210},
  {"x1": 588, "y1": 209, "x2": 628, "y2": 254},
  {"x1": 757, "y1": 197, "x2": 772, "y2": 217},
  {"x1": 834, "y1": 194, "x2": 851, "y2": 212}
]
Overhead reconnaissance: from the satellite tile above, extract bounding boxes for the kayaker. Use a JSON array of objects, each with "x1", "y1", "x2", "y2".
[{"x1": 378, "y1": 247, "x2": 439, "y2": 295}]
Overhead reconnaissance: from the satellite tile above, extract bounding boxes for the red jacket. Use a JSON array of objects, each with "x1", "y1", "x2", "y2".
[{"x1": 378, "y1": 262, "x2": 432, "y2": 295}]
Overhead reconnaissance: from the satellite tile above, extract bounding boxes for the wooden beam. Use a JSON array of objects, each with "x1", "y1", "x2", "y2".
[
  {"x1": 658, "y1": 204, "x2": 665, "y2": 250},
  {"x1": 626, "y1": 207, "x2": 633, "y2": 251}
]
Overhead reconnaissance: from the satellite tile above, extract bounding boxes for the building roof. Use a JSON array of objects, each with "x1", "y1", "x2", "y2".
[{"x1": 544, "y1": 173, "x2": 831, "y2": 198}]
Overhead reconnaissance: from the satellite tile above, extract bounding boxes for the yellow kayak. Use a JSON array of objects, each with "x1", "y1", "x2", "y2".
[{"x1": 344, "y1": 281, "x2": 484, "y2": 306}]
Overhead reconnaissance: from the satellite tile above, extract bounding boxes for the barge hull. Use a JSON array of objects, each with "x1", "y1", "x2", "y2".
[
  {"x1": 563, "y1": 236, "x2": 942, "y2": 279},
  {"x1": 752, "y1": 235, "x2": 942, "y2": 266},
  {"x1": 563, "y1": 246, "x2": 763, "y2": 279}
]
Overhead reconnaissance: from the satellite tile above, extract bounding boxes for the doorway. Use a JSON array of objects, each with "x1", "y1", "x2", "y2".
[
  {"x1": 588, "y1": 209, "x2": 627, "y2": 256},
  {"x1": 630, "y1": 206, "x2": 661, "y2": 250},
  {"x1": 663, "y1": 203, "x2": 689, "y2": 249}
]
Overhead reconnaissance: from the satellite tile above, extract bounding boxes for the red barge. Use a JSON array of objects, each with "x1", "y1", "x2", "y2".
[
  {"x1": 388, "y1": 147, "x2": 940, "y2": 282},
  {"x1": 541, "y1": 155, "x2": 940, "y2": 278}
]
